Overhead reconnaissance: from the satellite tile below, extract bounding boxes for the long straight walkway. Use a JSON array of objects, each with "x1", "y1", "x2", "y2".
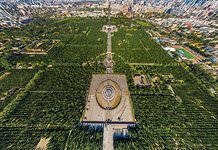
[
  {"x1": 103, "y1": 124, "x2": 114, "y2": 150},
  {"x1": 104, "y1": 27, "x2": 114, "y2": 150},
  {"x1": 106, "y1": 30, "x2": 113, "y2": 74},
  {"x1": 103, "y1": 1, "x2": 118, "y2": 150},
  {"x1": 107, "y1": 32, "x2": 112, "y2": 53},
  {"x1": 104, "y1": 13, "x2": 114, "y2": 150}
]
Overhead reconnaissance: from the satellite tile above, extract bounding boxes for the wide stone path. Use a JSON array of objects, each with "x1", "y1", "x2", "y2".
[{"x1": 103, "y1": 124, "x2": 114, "y2": 150}]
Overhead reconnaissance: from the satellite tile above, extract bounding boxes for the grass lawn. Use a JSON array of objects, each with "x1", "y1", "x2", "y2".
[{"x1": 178, "y1": 48, "x2": 196, "y2": 59}]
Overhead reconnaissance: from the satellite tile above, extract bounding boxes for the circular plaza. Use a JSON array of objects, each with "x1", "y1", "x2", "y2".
[{"x1": 96, "y1": 79, "x2": 122, "y2": 109}]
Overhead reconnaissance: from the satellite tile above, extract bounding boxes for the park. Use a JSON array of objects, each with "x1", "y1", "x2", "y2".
[{"x1": 0, "y1": 16, "x2": 217, "y2": 149}]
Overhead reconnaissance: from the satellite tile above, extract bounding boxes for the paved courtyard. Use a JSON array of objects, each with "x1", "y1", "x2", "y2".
[{"x1": 82, "y1": 74, "x2": 135, "y2": 123}]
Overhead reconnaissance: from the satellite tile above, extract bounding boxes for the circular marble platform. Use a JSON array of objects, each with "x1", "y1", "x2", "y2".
[{"x1": 96, "y1": 79, "x2": 122, "y2": 109}]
